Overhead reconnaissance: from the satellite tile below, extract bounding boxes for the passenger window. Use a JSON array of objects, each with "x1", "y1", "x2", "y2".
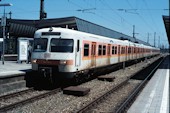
[
  {"x1": 122, "y1": 47, "x2": 125, "y2": 54},
  {"x1": 77, "y1": 40, "x2": 79, "y2": 52},
  {"x1": 121, "y1": 47, "x2": 123, "y2": 54},
  {"x1": 115, "y1": 46, "x2": 117, "y2": 54},
  {"x1": 103, "y1": 45, "x2": 106, "y2": 55},
  {"x1": 112, "y1": 46, "x2": 114, "y2": 55},
  {"x1": 84, "y1": 44, "x2": 89, "y2": 56},
  {"x1": 98, "y1": 45, "x2": 102, "y2": 56},
  {"x1": 128, "y1": 47, "x2": 131, "y2": 54},
  {"x1": 50, "y1": 39, "x2": 73, "y2": 52}
]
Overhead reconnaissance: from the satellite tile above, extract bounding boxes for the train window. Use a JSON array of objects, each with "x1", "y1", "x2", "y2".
[
  {"x1": 131, "y1": 47, "x2": 133, "y2": 53},
  {"x1": 42, "y1": 32, "x2": 61, "y2": 36},
  {"x1": 112, "y1": 46, "x2": 117, "y2": 55},
  {"x1": 123, "y1": 47, "x2": 125, "y2": 54},
  {"x1": 91, "y1": 44, "x2": 93, "y2": 55},
  {"x1": 128, "y1": 47, "x2": 131, "y2": 54},
  {"x1": 121, "y1": 47, "x2": 124, "y2": 54},
  {"x1": 77, "y1": 40, "x2": 80, "y2": 52},
  {"x1": 115, "y1": 46, "x2": 117, "y2": 54},
  {"x1": 112, "y1": 46, "x2": 115, "y2": 55},
  {"x1": 98, "y1": 45, "x2": 102, "y2": 56},
  {"x1": 121, "y1": 47, "x2": 123, "y2": 54},
  {"x1": 103, "y1": 45, "x2": 106, "y2": 55},
  {"x1": 50, "y1": 39, "x2": 73, "y2": 52},
  {"x1": 84, "y1": 44, "x2": 89, "y2": 56},
  {"x1": 135, "y1": 48, "x2": 137, "y2": 53},
  {"x1": 112, "y1": 46, "x2": 114, "y2": 54},
  {"x1": 33, "y1": 38, "x2": 48, "y2": 52}
]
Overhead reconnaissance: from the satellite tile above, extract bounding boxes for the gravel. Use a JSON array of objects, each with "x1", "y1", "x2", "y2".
[
  {"x1": 88, "y1": 80, "x2": 142, "y2": 112},
  {"x1": 0, "y1": 89, "x2": 48, "y2": 108},
  {"x1": 7, "y1": 56, "x2": 161, "y2": 113}
]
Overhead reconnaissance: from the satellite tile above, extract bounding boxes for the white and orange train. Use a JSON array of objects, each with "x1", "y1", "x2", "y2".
[{"x1": 31, "y1": 27, "x2": 160, "y2": 79}]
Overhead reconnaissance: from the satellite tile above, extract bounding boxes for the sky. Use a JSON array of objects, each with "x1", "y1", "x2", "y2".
[{"x1": 0, "y1": 0, "x2": 169, "y2": 48}]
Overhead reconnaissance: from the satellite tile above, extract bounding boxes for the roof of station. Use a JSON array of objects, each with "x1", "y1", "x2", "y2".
[
  {"x1": 162, "y1": 16, "x2": 170, "y2": 44},
  {"x1": 2, "y1": 16, "x2": 149, "y2": 45}
]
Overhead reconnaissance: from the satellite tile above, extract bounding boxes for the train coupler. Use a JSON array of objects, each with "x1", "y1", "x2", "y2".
[{"x1": 39, "y1": 67, "x2": 53, "y2": 82}]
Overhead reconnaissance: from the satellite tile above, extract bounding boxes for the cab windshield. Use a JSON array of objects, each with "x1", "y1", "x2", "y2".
[
  {"x1": 50, "y1": 38, "x2": 73, "y2": 53},
  {"x1": 33, "y1": 38, "x2": 48, "y2": 52}
]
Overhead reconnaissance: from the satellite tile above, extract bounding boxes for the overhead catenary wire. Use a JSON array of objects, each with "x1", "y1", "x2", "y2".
[
  {"x1": 124, "y1": 0, "x2": 160, "y2": 45},
  {"x1": 142, "y1": 0, "x2": 161, "y2": 33},
  {"x1": 69, "y1": 0, "x2": 131, "y2": 33}
]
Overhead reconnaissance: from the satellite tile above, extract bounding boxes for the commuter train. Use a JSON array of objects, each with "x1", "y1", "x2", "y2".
[{"x1": 31, "y1": 27, "x2": 160, "y2": 80}]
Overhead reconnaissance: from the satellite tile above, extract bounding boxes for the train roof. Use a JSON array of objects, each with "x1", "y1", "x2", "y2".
[
  {"x1": 35, "y1": 27, "x2": 129, "y2": 45},
  {"x1": 35, "y1": 27, "x2": 156, "y2": 48}
]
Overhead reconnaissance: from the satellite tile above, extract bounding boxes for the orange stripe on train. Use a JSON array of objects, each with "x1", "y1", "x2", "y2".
[{"x1": 34, "y1": 59, "x2": 73, "y2": 65}]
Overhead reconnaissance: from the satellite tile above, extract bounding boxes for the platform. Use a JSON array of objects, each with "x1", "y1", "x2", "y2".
[
  {"x1": 127, "y1": 55, "x2": 169, "y2": 113},
  {"x1": 0, "y1": 61, "x2": 31, "y2": 78}
]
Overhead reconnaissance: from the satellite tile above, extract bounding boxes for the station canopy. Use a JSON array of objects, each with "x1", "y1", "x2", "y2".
[
  {"x1": 163, "y1": 16, "x2": 170, "y2": 44},
  {"x1": 1, "y1": 16, "x2": 149, "y2": 45}
]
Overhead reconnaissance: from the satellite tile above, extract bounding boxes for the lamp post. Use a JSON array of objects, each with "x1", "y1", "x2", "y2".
[{"x1": 0, "y1": 3, "x2": 12, "y2": 65}]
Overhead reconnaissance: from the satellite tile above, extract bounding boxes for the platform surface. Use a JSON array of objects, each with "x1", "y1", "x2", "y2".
[
  {"x1": 0, "y1": 61, "x2": 31, "y2": 78},
  {"x1": 128, "y1": 55, "x2": 169, "y2": 113}
]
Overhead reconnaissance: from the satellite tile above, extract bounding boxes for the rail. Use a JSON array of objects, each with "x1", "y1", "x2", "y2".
[
  {"x1": 0, "y1": 88, "x2": 34, "y2": 100},
  {"x1": 115, "y1": 57, "x2": 164, "y2": 113},
  {"x1": 76, "y1": 57, "x2": 164, "y2": 113},
  {"x1": 77, "y1": 79, "x2": 129, "y2": 113},
  {"x1": 0, "y1": 88, "x2": 61, "y2": 112}
]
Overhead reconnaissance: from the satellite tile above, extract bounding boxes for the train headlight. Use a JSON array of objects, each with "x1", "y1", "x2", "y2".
[
  {"x1": 60, "y1": 60, "x2": 67, "y2": 65},
  {"x1": 32, "y1": 59, "x2": 37, "y2": 63}
]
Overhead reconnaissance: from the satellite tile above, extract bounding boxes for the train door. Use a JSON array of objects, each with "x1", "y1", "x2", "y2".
[
  {"x1": 131, "y1": 47, "x2": 133, "y2": 60},
  {"x1": 75, "y1": 40, "x2": 80, "y2": 67},
  {"x1": 107, "y1": 44, "x2": 111, "y2": 64},
  {"x1": 128, "y1": 46, "x2": 130, "y2": 60},
  {"x1": 125, "y1": 46, "x2": 128, "y2": 61},
  {"x1": 91, "y1": 42, "x2": 96, "y2": 67},
  {"x1": 118, "y1": 45, "x2": 121, "y2": 62},
  {"x1": 135, "y1": 46, "x2": 137, "y2": 60}
]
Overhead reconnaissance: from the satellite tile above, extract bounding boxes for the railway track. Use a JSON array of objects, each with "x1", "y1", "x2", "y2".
[
  {"x1": 76, "y1": 79, "x2": 130, "y2": 113},
  {"x1": 0, "y1": 88, "x2": 61, "y2": 112},
  {"x1": 76, "y1": 57, "x2": 164, "y2": 113},
  {"x1": 0, "y1": 88, "x2": 34, "y2": 100},
  {"x1": 115, "y1": 56, "x2": 164, "y2": 113},
  {"x1": 0, "y1": 56, "x2": 162, "y2": 112}
]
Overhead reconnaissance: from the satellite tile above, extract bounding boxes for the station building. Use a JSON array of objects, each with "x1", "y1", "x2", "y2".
[{"x1": 0, "y1": 16, "x2": 159, "y2": 55}]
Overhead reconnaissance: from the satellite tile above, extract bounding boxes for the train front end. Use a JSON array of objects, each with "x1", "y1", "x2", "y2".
[{"x1": 31, "y1": 28, "x2": 75, "y2": 79}]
